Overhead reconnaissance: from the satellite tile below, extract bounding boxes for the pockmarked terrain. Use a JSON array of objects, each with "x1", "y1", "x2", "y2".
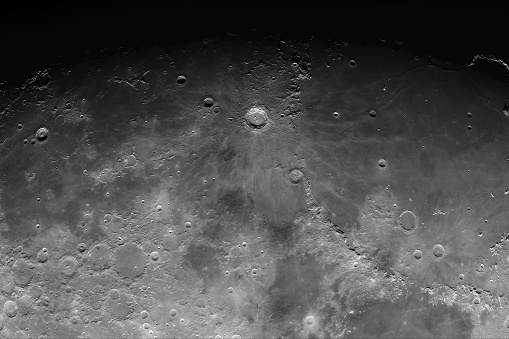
[{"x1": 0, "y1": 36, "x2": 509, "y2": 338}]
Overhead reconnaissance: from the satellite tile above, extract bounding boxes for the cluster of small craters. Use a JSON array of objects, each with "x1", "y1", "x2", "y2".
[
  {"x1": 0, "y1": 229, "x2": 176, "y2": 336},
  {"x1": 409, "y1": 244, "x2": 445, "y2": 261},
  {"x1": 466, "y1": 111, "x2": 473, "y2": 130},
  {"x1": 397, "y1": 209, "x2": 447, "y2": 261},
  {"x1": 22, "y1": 126, "x2": 50, "y2": 145}
]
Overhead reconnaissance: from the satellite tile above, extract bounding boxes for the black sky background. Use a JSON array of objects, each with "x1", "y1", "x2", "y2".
[{"x1": 0, "y1": 2, "x2": 508, "y2": 88}]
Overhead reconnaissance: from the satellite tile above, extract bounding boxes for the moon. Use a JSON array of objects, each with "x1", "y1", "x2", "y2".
[{"x1": 0, "y1": 3, "x2": 508, "y2": 339}]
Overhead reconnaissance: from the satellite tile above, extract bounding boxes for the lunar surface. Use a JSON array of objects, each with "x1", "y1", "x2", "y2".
[{"x1": 0, "y1": 3, "x2": 509, "y2": 339}]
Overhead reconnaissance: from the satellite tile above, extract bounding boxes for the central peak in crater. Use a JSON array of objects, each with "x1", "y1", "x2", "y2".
[{"x1": 245, "y1": 106, "x2": 269, "y2": 129}]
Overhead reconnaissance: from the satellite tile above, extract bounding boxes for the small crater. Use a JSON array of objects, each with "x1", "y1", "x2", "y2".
[
  {"x1": 88, "y1": 244, "x2": 111, "y2": 271},
  {"x1": 288, "y1": 169, "x2": 304, "y2": 184},
  {"x1": 125, "y1": 154, "x2": 137, "y2": 167},
  {"x1": 3, "y1": 301, "x2": 17, "y2": 317},
  {"x1": 475, "y1": 259, "x2": 487, "y2": 273},
  {"x1": 114, "y1": 243, "x2": 148, "y2": 279},
  {"x1": 399, "y1": 210, "x2": 417, "y2": 231},
  {"x1": 77, "y1": 243, "x2": 87, "y2": 252},
  {"x1": 35, "y1": 127, "x2": 49, "y2": 142},
  {"x1": 203, "y1": 97, "x2": 214, "y2": 107},
  {"x1": 16, "y1": 295, "x2": 32, "y2": 315},
  {"x1": 109, "y1": 289, "x2": 119, "y2": 300},
  {"x1": 432, "y1": 244, "x2": 445, "y2": 258},
  {"x1": 36, "y1": 249, "x2": 49, "y2": 263},
  {"x1": 12, "y1": 260, "x2": 33, "y2": 286},
  {"x1": 103, "y1": 214, "x2": 112, "y2": 223},
  {"x1": 150, "y1": 251, "x2": 160, "y2": 261},
  {"x1": 245, "y1": 107, "x2": 268, "y2": 129},
  {"x1": 176, "y1": 74, "x2": 187, "y2": 86},
  {"x1": 59, "y1": 256, "x2": 78, "y2": 277}
]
